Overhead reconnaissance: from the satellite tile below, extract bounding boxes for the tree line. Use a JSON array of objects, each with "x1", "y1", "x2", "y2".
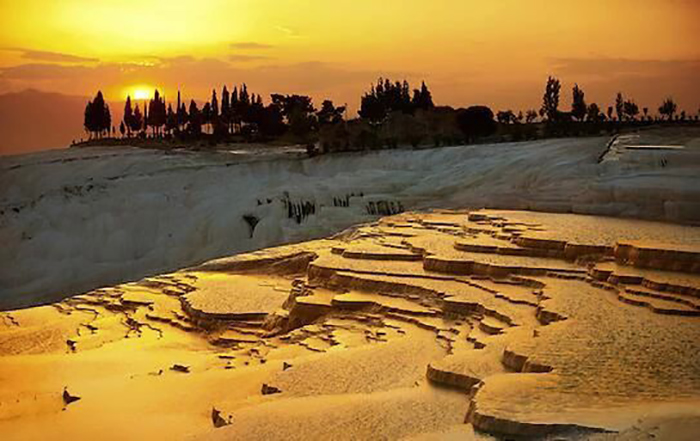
[
  {"x1": 532, "y1": 76, "x2": 687, "y2": 124},
  {"x1": 84, "y1": 83, "x2": 347, "y2": 144},
  {"x1": 82, "y1": 76, "x2": 699, "y2": 152}
]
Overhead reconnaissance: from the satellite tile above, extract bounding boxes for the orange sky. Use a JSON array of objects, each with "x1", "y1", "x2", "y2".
[{"x1": 0, "y1": 0, "x2": 699, "y2": 114}]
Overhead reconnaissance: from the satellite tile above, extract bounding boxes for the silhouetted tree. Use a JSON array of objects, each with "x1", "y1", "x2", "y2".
[
  {"x1": 211, "y1": 89, "x2": 219, "y2": 120},
  {"x1": 623, "y1": 99, "x2": 639, "y2": 121},
  {"x1": 540, "y1": 76, "x2": 561, "y2": 122},
  {"x1": 83, "y1": 95, "x2": 94, "y2": 137},
  {"x1": 411, "y1": 81, "x2": 434, "y2": 111},
  {"x1": 257, "y1": 101, "x2": 286, "y2": 137},
  {"x1": 317, "y1": 100, "x2": 346, "y2": 125},
  {"x1": 147, "y1": 90, "x2": 166, "y2": 135},
  {"x1": 496, "y1": 110, "x2": 516, "y2": 124},
  {"x1": 123, "y1": 96, "x2": 134, "y2": 137},
  {"x1": 100, "y1": 92, "x2": 112, "y2": 136},
  {"x1": 176, "y1": 90, "x2": 181, "y2": 115},
  {"x1": 202, "y1": 102, "x2": 212, "y2": 133},
  {"x1": 166, "y1": 104, "x2": 177, "y2": 134},
  {"x1": 176, "y1": 90, "x2": 184, "y2": 131},
  {"x1": 586, "y1": 103, "x2": 601, "y2": 122},
  {"x1": 143, "y1": 103, "x2": 149, "y2": 135},
  {"x1": 515, "y1": 111, "x2": 524, "y2": 124},
  {"x1": 400, "y1": 80, "x2": 412, "y2": 113},
  {"x1": 615, "y1": 93, "x2": 624, "y2": 122},
  {"x1": 607, "y1": 106, "x2": 614, "y2": 121},
  {"x1": 238, "y1": 93, "x2": 262, "y2": 136},
  {"x1": 188, "y1": 100, "x2": 202, "y2": 135},
  {"x1": 359, "y1": 89, "x2": 385, "y2": 124},
  {"x1": 642, "y1": 107, "x2": 649, "y2": 121},
  {"x1": 571, "y1": 84, "x2": 587, "y2": 122},
  {"x1": 658, "y1": 98, "x2": 677, "y2": 121},
  {"x1": 525, "y1": 110, "x2": 538, "y2": 124},
  {"x1": 359, "y1": 78, "x2": 432, "y2": 123},
  {"x1": 271, "y1": 94, "x2": 317, "y2": 140},
  {"x1": 230, "y1": 87, "x2": 240, "y2": 132},
  {"x1": 238, "y1": 84, "x2": 251, "y2": 125},
  {"x1": 83, "y1": 91, "x2": 111, "y2": 139},
  {"x1": 177, "y1": 94, "x2": 188, "y2": 131},
  {"x1": 119, "y1": 121, "x2": 125, "y2": 137},
  {"x1": 456, "y1": 106, "x2": 496, "y2": 141},
  {"x1": 221, "y1": 86, "x2": 231, "y2": 133},
  {"x1": 130, "y1": 104, "x2": 143, "y2": 134}
]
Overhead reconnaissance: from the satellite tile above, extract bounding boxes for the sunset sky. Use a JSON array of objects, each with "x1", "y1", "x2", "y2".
[{"x1": 1, "y1": 0, "x2": 699, "y2": 113}]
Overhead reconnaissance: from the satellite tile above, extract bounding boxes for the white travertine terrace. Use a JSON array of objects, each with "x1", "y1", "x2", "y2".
[
  {"x1": 2, "y1": 126, "x2": 700, "y2": 310},
  {"x1": 1, "y1": 209, "x2": 699, "y2": 439}
]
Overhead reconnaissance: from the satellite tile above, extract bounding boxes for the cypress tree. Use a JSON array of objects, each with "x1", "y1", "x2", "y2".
[
  {"x1": 211, "y1": 89, "x2": 219, "y2": 118},
  {"x1": 420, "y1": 82, "x2": 433, "y2": 109},
  {"x1": 202, "y1": 102, "x2": 212, "y2": 132},
  {"x1": 231, "y1": 86, "x2": 240, "y2": 132},
  {"x1": 571, "y1": 84, "x2": 587, "y2": 122},
  {"x1": 188, "y1": 100, "x2": 202, "y2": 134},
  {"x1": 143, "y1": 102, "x2": 149, "y2": 135},
  {"x1": 123, "y1": 96, "x2": 133, "y2": 137},
  {"x1": 131, "y1": 104, "x2": 143, "y2": 134},
  {"x1": 176, "y1": 90, "x2": 182, "y2": 130},
  {"x1": 178, "y1": 101, "x2": 188, "y2": 130},
  {"x1": 221, "y1": 86, "x2": 230, "y2": 133},
  {"x1": 84, "y1": 100, "x2": 95, "y2": 138},
  {"x1": 84, "y1": 91, "x2": 111, "y2": 138},
  {"x1": 166, "y1": 104, "x2": 177, "y2": 134},
  {"x1": 615, "y1": 92, "x2": 624, "y2": 122},
  {"x1": 147, "y1": 89, "x2": 166, "y2": 135}
]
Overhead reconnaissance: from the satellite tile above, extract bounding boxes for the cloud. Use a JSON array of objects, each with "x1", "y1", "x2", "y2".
[
  {"x1": 162, "y1": 55, "x2": 196, "y2": 63},
  {"x1": 229, "y1": 54, "x2": 273, "y2": 63},
  {"x1": 0, "y1": 56, "x2": 417, "y2": 116},
  {"x1": 275, "y1": 25, "x2": 302, "y2": 38},
  {"x1": 550, "y1": 57, "x2": 700, "y2": 78},
  {"x1": 0, "y1": 63, "x2": 95, "y2": 80},
  {"x1": 229, "y1": 42, "x2": 274, "y2": 50},
  {"x1": 251, "y1": 61, "x2": 382, "y2": 92},
  {"x1": 546, "y1": 57, "x2": 700, "y2": 110},
  {"x1": 4, "y1": 48, "x2": 99, "y2": 63}
]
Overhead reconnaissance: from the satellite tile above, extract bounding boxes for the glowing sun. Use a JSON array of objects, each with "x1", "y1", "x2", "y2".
[{"x1": 133, "y1": 89, "x2": 151, "y2": 100}]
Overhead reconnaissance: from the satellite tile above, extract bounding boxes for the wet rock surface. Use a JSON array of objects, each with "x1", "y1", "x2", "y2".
[{"x1": 1, "y1": 209, "x2": 699, "y2": 440}]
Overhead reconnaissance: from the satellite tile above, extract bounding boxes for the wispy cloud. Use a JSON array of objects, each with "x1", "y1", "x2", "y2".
[
  {"x1": 229, "y1": 42, "x2": 274, "y2": 50},
  {"x1": 545, "y1": 56, "x2": 700, "y2": 109},
  {"x1": 0, "y1": 57, "x2": 403, "y2": 110},
  {"x1": 4, "y1": 48, "x2": 99, "y2": 63},
  {"x1": 275, "y1": 25, "x2": 302, "y2": 38},
  {"x1": 229, "y1": 54, "x2": 272, "y2": 63},
  {"x1": 0, "y1": 63, "x2": 95, "y2": 80},
  {"x1": 550, "y1": 57, "x2": 700, "y2": 77}
]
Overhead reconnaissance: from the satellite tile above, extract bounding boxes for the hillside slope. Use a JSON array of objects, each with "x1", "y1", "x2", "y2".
[{"x1": 1, "y1": 127, "x2": 699, "y2": 309}]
